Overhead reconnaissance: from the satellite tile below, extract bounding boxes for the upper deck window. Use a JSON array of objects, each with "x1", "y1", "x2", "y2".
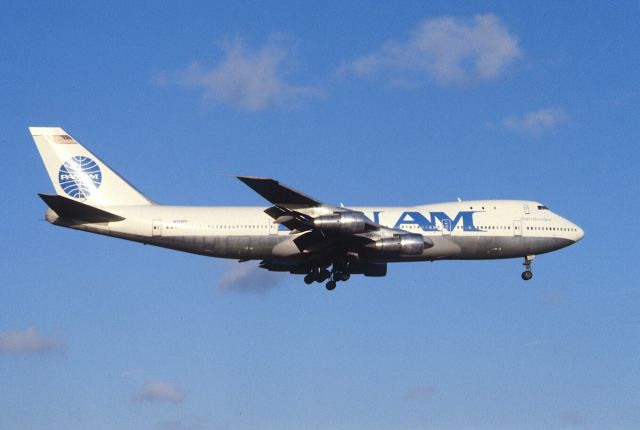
[{"x1": 538, "y1": 205, "x2": 549, "y2": 210}]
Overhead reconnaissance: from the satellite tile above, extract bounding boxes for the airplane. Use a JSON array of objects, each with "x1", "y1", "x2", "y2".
[{"x1": 30, "y1": 127, "x2": 584, "y2": 291}]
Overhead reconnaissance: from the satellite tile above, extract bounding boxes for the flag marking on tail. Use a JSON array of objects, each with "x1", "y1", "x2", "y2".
[
  {"x1": 57, "y1": 156, "x2": 102, "y2": 198},
  {"x1": 52, "y1": 134, "x2": 76, "y2": 144}
]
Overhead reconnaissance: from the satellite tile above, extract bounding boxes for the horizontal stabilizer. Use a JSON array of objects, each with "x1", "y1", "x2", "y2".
[{"x1": 38, "y1": 193, "x2": 125, "y2": 223}]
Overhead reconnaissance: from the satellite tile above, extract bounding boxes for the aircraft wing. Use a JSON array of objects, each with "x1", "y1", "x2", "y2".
[
  {"x1": 237, "y1": 175, "x2": 381, "y2": 233},
  {"x1": 237, "y1": 176, "x2": 321, "y2": 208},
  {"x1": 237, "y1": 176, "x2": 432, "y2": 259}
]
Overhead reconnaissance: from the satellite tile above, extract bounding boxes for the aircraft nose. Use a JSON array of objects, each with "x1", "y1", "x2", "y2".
[{"x1": 574, "y1": 225, "x2": 584, "y2": 242}]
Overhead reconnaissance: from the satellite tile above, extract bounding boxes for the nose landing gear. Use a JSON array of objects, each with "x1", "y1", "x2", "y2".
[{"x1": 521, "y1": 255, "x2": 535, "y2": 280}]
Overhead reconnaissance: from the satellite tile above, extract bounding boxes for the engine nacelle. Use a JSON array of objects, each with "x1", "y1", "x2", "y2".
[
  {"x1": 313, "y1": 212, "x2": 367, "y2": 233},
  {"x1": 369, "y1": 233, "x2": 425, "y2": 255}
]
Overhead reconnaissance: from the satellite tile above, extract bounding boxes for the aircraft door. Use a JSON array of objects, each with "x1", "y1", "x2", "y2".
[
  {"x1": 513, "y1": 220, "x2": 522, "y2": 237},
  {"x1": 152, "y1": 219, "x2": 163, "y2": 237},
  {"x1": 442, "y1": 219, "x2": 451, "y2": 236},
  {"x1": 268, "y1": 221, "x2": 278, "y2": 235}
]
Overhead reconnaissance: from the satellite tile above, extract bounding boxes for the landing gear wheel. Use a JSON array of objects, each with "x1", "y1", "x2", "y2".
[
  {"x1": 521, "y1": 270, "x2": 533, "y2": 281},
  {"x1": 304, "y1": 273, "x2": 314, "y2": 285},
  {"x1": 319, "y1": 269, "x2": 331, "y2": 282},
  {"x1": 325, "y1": 280, "x2": 337, "y2": 291}
]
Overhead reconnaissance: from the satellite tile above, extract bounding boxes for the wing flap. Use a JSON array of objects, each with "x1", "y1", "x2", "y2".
[{"x1": 264, "y1": 205, "x2": 314, "y2": 231}]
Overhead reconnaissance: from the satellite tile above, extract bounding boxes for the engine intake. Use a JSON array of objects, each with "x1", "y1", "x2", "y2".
[
  {"x1": 313, "y1": 212, "x2": 367, "y2": 233},
  {"x1": 368, "y1": 233, "x2": 425, "y2": 255}
]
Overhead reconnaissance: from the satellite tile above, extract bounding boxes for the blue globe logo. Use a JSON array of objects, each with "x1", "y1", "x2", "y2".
[{"x1": 58, "y1": 156, "x2": 102, "y2": 199}]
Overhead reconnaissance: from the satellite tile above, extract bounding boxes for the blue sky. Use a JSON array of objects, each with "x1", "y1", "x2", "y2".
[{"x1": 1, "y1": 1, "x2": 639, "y2": 429}]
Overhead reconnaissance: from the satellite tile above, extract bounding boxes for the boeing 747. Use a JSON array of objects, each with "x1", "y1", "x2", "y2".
[{"x1": 31, "y1": 127, "x2": 584, "y2": 290}]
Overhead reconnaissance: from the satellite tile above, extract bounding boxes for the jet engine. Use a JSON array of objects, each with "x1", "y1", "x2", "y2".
[
  {"x1": 368, "y1": 233, "x2": 426, "y2": 255},
  {"x1": 313, "y1": 212, "x2": 367, "y2": 233}
]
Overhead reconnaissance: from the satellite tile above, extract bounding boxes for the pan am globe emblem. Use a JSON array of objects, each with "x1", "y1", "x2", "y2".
[{"x1": 58, "y1": 156, "x2": 102, "y2": 199}]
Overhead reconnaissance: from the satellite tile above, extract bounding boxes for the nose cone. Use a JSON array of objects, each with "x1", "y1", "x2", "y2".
[{"x1": 573, "y1": 225, "x2": 584, "y2": 242}]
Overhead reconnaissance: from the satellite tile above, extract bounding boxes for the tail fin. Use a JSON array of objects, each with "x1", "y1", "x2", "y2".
[{"x1": 30, "y1": 127, "x2": 153, "y2": 206}]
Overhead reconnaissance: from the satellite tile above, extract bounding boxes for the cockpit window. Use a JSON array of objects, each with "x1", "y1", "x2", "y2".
[{"x1": 537, "y1": 205, "x2": 549, "y2": 210}]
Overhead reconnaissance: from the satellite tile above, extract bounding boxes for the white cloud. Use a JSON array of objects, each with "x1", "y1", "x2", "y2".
[
  {"x1": 0, "y1": 326, "x2": 62, "y2": 354},
  {"x1": 165, "y1": 37, "x2": 320, "y2": 111},
  {"x1": 503, "y1": 107, "x2": 568, "y2": 134},
  {"x1": 135, "y1": 380, "x2": 185, "y2": 404},
  {"x1": 341, "y1": 14, "x2": 521, "y2": 85},
  {"x1": 216, "y1": 262, "x2": 286, "y2": 294}
]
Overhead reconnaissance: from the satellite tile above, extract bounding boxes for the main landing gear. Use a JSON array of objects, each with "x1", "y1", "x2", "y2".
[
  {"x1": 304, "y1": 267, "x2": 330, "y2": 285},
  {"x1": 521, "y1": 255, "x2": 535, "y2": 281},
  {"x1": 325, "y1": 270, "x2": 350, "y2": 290},
  {"x1": 304, "y1": 265, "x2": 351, "y2": 291}
]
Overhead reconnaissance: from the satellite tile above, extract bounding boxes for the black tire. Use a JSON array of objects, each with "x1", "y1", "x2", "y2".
[
  {"x1": 340, "y1": 272, "x2": 350, "y2": 282},
  {"x1": 326, "y1": 281, "x2": 337, "y2": 291},
  {"x1": 521, "y1": 270, "x2": 533, "y2": 281},
  {"x1": 304, "y1": 274, "x2": 314, "y2": 285},
  {"x1": 319, "y1": 269, "x2": 331, "y2": 282}
]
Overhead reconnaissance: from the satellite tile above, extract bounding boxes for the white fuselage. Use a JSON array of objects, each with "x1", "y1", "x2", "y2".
[{"x1": 47, "y1": 199, "x2": 584, "y2": 262}]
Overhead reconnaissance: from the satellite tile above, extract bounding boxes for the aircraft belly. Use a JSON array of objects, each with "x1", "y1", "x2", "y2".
[
  {"x1": 68, "y1": 225, "x2": 295, "y2": 260},
  {"x1": 66, "y1": 223, "x2": 575, "y2": 264},
  {"x1": 447, "y1": 236, "x2": 575, "y2": 260},
  {"x1": 423, "y1": 236, "x2": 462, "y2": 259},
  {"x1": 162, "y1": 235, "x2": 292, "y2": 259}
]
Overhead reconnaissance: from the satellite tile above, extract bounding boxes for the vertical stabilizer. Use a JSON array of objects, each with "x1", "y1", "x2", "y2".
[{"x1": 30, "y1": 127, "x2": 153, "y2": 206}]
